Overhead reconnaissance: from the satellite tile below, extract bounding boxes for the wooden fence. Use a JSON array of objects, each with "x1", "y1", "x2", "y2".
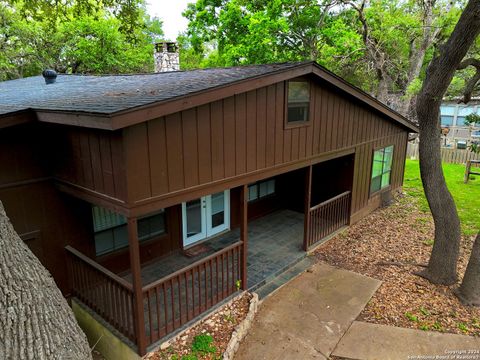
[
  {"x1": 407, "y1": 142, "x2": 480, "y2": 164},
  {"x1": 306, "y1": 191, "x2": 351, "y2": 249}
]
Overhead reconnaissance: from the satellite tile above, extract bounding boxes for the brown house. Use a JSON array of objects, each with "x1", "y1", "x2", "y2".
[{"x1": 0, "y1": 61, "x2": 417, "y2": 356}]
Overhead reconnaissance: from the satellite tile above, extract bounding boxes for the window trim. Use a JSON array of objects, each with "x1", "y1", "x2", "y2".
[
  {"x1": 284, "y1": 80, "x2": 312, "y2": 129},
  {"x1": 369, "y1": 145, "x2": 394, "y2": 196}
]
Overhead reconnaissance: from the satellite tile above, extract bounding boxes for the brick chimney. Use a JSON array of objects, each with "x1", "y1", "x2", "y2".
[{"x1": 154, "y1": 42, "x2": 180, "y2": 72}]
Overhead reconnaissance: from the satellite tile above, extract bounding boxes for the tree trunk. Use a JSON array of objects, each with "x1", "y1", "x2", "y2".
[
  {"x1": 456, "y1": 233, "x2": 480, "y2": 306},
  {"x1": 416, "y1": 115, "x2": 461, "y2": 284},
  {"x1": 415, "y1": 0, "x2": 480, "y2": 285},
  {"x1": 376, "y1": 74, "x2": 391, "y2": 104},
  {"x1": 0, "y1": 202, "x2": 92, "y2": 360}
]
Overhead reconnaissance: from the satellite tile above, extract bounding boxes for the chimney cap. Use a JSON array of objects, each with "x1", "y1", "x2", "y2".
[{"x1": 42, "y1": 69, "x2": 57, "y2": 84}]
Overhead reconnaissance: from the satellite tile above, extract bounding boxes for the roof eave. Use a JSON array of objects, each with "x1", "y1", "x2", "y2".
[
  {"x1": 36, "y1": 110, "x2": 114, "y2": 130},
  {"x1": 0, "y1": 109, "x2": 36, "y2": 129}
]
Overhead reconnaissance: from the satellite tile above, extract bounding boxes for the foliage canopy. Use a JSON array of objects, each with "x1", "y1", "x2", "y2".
[{"x1": 0, "y1": 0, "x2": 163, "y2": 80}]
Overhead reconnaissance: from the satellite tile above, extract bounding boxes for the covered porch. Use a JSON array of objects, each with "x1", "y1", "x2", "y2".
[
  {"x1": 65, "y1": 158, "x2": 354, "y2": 356},
  {"x1": 66, "y1": 208, "x2": 305, "y2": 353},
  {"x1": 130, "y1": 208, "x2": 305, "y2": 290}
]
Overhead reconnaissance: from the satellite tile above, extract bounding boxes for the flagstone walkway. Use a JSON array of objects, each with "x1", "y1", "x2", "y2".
[{"x1": 234, "y1": 263, "x2": 480, "y2": 360}]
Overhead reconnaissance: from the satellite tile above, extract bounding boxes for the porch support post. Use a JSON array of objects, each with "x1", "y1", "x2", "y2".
[
  {"x1": 127, "y1": 217, "x2": 147, "y2": 356},
  {"x1": 303, "y1": 165, "x2": 312, "y2": 251},
  {"x1": 240, "y1": 184, "x2": 248, "y2": 290}
]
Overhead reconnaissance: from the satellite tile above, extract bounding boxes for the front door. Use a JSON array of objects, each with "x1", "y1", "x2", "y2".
[{"x1": 182, "y1": 190, "x2": 230, "y2": 247}]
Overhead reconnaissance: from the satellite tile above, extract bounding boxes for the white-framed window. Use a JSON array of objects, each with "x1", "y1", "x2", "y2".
[
  {"x1": 92, "y1": 206, "x2": 166, "y2": 256},
  {"x1": 248, "y1": 179, "x2": 276, "y2": 202},
  {"x1": 370, "y1": 146, "x2": 394, "y2": 194}
]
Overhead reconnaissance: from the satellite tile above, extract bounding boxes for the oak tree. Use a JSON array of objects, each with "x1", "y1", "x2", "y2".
[
  {"x1": 415, "y1": 0, "x2": 480, "y2": 286},
  {"x1": 0, "y1": 202, "x2": 92, "y2": 359}
]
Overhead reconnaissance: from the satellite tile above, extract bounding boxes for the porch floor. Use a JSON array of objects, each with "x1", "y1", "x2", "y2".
[{"x1": 133, "y1": 209, "x2": 305, "y2": 290}]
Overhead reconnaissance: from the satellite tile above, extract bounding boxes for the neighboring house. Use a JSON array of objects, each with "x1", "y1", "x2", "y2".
[
  {"x1": 440, "y1": 100, "x2": 480, "y2": 146},
  {"x1": 0, "y1": 61, "x2": 417, "y2": 357}
]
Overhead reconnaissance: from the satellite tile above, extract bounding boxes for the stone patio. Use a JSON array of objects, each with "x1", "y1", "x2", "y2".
[{"x1": 129, "y1": 209, "x2": 305, "y2": 290}]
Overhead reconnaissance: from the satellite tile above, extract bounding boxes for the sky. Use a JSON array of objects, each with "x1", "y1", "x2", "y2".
[{"x1": 146, "y1": 0, "x2": 192, "y2": 41}]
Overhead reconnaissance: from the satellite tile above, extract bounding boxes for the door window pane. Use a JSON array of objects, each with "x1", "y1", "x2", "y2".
[
  {"x1": 186, "y1": 199, "x2": 202, "y2": 237},
  {"x1": 210, "y1": 192, "x2": 225, "y2": 228}
]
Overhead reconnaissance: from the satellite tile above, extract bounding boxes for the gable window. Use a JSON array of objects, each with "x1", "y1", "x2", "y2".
[
  {"x1": 92, "y1": 206, "x2": 166, "y2": 256},
  {"x1": 248, "y1": 179, "x2": 276, "y2": 202},
  {"x1": 370, "y1": 145, "x2": 394, "y2": 194},
  {"x1": 287, "y1": 81, "x2": 310, "y2": 124}
]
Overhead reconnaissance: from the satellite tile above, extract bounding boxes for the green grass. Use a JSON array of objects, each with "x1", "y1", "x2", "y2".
[{"x1": 403, "y1": 160, "x2": 480, "y2": 236}]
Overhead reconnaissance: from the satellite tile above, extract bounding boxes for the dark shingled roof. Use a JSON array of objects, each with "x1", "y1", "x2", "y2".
[{"x1": 0, "y1": 62, "x2": 304, "y2": 116}]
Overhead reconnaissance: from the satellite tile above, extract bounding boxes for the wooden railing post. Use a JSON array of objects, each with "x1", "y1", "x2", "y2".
[
  {"x1": 303, "y1": 165, "x2": 313, "y2": 251},
  {"x1": 240, "y1": 185, "x2": 248, "y2": 290},
  {"x1": 127, "y1": 218, "x2": 147, "y2": 356}
]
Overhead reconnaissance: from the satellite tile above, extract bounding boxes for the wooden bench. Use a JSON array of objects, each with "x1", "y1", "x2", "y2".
[{"x1": 464, "y1": 160, "x2": 480, "y2": 183}]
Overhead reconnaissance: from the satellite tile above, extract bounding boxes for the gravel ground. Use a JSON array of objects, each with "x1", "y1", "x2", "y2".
[
  {"x1": 145, "y1": 292, "x2": 252, "y2": 359},
  {"x1": 316, "y1": 191, "x2": 480, "y2": 337}
]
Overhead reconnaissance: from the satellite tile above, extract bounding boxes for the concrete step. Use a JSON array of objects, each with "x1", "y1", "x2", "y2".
[
  {"x1": 248, "y1": 251, "x2": 308, "y2": 293},
  {"x1": 253, "y1": 256, "x2": 316, "y2": 299}
]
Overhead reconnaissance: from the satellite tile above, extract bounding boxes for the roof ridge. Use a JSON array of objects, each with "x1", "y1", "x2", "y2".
[{"x1": 27, "y1": 61, "x2": 312, "y2": 78}]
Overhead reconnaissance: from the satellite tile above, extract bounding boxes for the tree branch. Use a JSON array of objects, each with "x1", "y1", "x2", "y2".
[{"x1": 458, "y1": 58, "x2": 480, "y2": 103}]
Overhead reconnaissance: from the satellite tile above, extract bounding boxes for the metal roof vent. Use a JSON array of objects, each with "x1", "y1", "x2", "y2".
[{"x1": 42, "y1": 69, "x2": 57, "y2": 84}]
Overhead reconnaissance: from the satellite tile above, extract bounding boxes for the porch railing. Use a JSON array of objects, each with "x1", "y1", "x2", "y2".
[
  {"x1": 141, "y1": 241, "x2": 243, "y2": 346},
  {"x1": 65, "y1": 246, "x2": 136, "y2": 342},
  {"x1": 306, "y1": 191, "x2": 351, "y2": 249}
]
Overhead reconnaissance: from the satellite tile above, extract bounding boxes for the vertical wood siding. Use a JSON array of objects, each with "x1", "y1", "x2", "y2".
[
  {"x1": 0, "y1": 124, "x2": 94, "y2": 294},
  {"x1": 123, "y1": 79, "x2": 409, "y2": 212},
  {"x1": 55, "y1": 127, "x2": 127, "y2": 201}
]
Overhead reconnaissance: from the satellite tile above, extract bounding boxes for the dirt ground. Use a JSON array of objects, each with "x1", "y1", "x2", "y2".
[
  {"x1": 316, "y1": 191, "x2": 480, "y2": 337},
  {"x1": 145, "y1": 292, "x2": 252, "y2": 359}
]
